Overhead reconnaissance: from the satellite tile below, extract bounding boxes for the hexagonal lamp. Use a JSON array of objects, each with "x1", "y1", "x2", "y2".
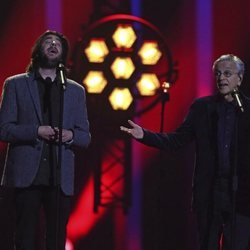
[
  {"x1": 83, "y1": 71, "x2": 107, "y2": 93},
  {"x1": 112, "y1": 24, "x2": 137, "y2": 49},
  {"x1": 111, "y1": 57, "x2": 135, "y2": 79},
  {"x1": 136, "y1": 73, "x2": 160, "y2": 96},
  {"x1": 108, "y1": 88, "x2": 133, "y2": 110},
  {"x1": 138, "y1": 41, "x2": 162, "y2": 65},
  {"x1": 84, "y1": 39, "x2": 109, "y2": 63},
  {"x1": 79, "y1": 15, "x2": 177, "y2": 113}
]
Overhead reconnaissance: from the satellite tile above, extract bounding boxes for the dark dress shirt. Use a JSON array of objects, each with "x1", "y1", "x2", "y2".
[
  {"x1": 33, "y1": 73, "x2": 61, "y2": 186},
  {"x1": 217, "y1": 100, "x2": 236, "y2": 179}
]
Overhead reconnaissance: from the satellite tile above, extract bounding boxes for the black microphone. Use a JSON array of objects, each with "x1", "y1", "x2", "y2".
[
  {"x1": 58, "y1": 63, "x2": 66, "y2": 90},
  {"x1": 232, "y1": 89, "x2": 244, "y2": 112}
]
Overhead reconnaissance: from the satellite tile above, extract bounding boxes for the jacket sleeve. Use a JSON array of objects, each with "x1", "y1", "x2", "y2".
[
  {"x1": 139, "y1": 101, "x2": 198, "y2": 151},
  {"x1": 68, "y1": 85, "x2": 91, "y2": 148},
  {"x1": 0, "y1": 78, "x2": 38, "y2": 144}
]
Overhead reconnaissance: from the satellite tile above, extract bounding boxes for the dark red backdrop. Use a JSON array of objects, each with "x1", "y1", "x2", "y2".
[{"x1": 1, "y1": 1, "x2": 250, "y2": 250}]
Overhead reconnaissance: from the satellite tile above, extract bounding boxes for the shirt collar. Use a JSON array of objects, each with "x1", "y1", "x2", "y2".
[{"x1": 34, "y1": 70, "x2": 59, "y2": 84}]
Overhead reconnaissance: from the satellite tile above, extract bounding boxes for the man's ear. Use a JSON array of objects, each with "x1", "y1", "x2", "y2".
[{"x1": 238, "y1": 74, "x2": 243, "y2": 85}]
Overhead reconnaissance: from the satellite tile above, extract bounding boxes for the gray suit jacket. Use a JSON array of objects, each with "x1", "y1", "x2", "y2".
[{"x1": 0, "y1": 72, "x2": 91, "y2": 195}]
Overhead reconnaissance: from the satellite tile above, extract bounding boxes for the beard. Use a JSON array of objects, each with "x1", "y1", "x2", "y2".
[{"x1": 38, "y1": 51, "x2": 62, "y2": 69}]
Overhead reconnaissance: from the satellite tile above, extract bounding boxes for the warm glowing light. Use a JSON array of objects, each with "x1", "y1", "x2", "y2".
[
  {"x1": 84, "y1": 39, "x2": 109, "y2": 63},
  {"x1": 66, "y1": 239, "x2": 74, "y2": 250},
  {"x1": 162, "y1": 82, "x2": 170, "y2": 93},
  {"x1": 83, "y1": 71, "x2": 107, "y2": 93},
  {"x1": 112, "y1": 24, "x2": 137, "y2": 48},
  {"x1": 136, "y1": 73, "x2": 160, "y2": 96},
  {"x1": 111, "y1": 57, "x2": 135, "y2": 79},
  {"x1": 67, "y1": 178, "x2": 107, "y2": 241},
  {"x1": 108, "y1": 88, "x2": 133, "y2": 110},
  {"x1": 138, "y1": 41, "x2": 162, "y2": 65}
]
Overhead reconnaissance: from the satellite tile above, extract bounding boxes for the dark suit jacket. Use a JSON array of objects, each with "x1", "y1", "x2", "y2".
[
  {"x1": 140, "y1": 94, "x2": 250, "y2": 214},
  {"x1": 0, "y1": 72, "x2": 91, "y2": 195}
]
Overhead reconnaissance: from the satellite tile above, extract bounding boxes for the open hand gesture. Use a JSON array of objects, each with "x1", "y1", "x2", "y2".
[{"x1": 120, "y1": 120, "x2": 144, "y2": 139}]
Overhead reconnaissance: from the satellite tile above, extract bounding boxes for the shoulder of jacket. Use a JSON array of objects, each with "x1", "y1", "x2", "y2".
[
  {"x1": 66, "y1": 78, "x2": 85, "y2": 90},
  {"x1": 192, "y1": 95, "x2": 215, "y2": 105},
  {"x1": 5, "y1": 72, "x2": 32, "y2": 82}
]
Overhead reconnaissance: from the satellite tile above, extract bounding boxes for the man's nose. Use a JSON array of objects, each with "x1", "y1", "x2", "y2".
[
  {"x1": 218, "y1": 73, "x2": 225, "y2": 80},
  {"x1": 51, "y1": 40, "x2": 56, "y2": 46}
]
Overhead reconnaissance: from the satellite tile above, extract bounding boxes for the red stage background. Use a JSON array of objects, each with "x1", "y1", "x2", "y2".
[{"x1": 0, "y1": 0, "x2": 250, "y2": 249}]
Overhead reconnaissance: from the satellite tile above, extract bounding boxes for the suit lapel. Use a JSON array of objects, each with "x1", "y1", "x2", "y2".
[
  {"x1": 26, "y1": 74, "x2": 43, "y2": 124},
  {"x1": 63, "y1": 86, "x2": 71, "y2": 125},
  {"x1": 206, "y1": 96, "x2": 218, "y2": 148}
]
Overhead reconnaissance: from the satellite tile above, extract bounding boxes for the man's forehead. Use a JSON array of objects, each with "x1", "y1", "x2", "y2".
[
  {"x1": 43, "y1": 34, "x2": 61, "y2": 41},
  {"x1": 215, "y1": 61, "x2": 237, "y2": 69}
]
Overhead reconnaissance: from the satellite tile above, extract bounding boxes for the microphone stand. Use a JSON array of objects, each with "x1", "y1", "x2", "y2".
[
  {"x1": 160, "y1": 83, "x2": 170, "y2": 133},
  {"x1": 231, "y1": 110, "x2": 239, "y2": 250},
  {"x1": 154, "y1": 84, "x2": 170, "y2": 250},
  {"x1": 55, "y1": 64, "x2": 66, "y2": 250},
  {"x1": 231, "y1": 90, "x2": 244, "y2": 250},
  {"x1": 230, "y1": 89, "x2": 245, "y2": 250}
]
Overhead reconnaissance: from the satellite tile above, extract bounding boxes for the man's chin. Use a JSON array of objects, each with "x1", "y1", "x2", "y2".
[
  {"x1": 219, "y1": 92, "x2": 235, "y2": 101},
  {"x1": 218, "y1": 89, "x2": 230, "y2": 96},
  {"x1": 40, "y1": 59, "x2": 60, "y2": 69}
]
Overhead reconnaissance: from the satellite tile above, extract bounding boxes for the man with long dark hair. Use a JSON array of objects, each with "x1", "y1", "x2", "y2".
[{"x1": 0, "y1": 30, "x2": 91, "y2": 249}]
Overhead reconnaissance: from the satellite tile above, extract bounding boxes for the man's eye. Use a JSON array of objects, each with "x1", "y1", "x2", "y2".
[{"x1": 224, "y1": 71, "x2": 232, "y2": 77}]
